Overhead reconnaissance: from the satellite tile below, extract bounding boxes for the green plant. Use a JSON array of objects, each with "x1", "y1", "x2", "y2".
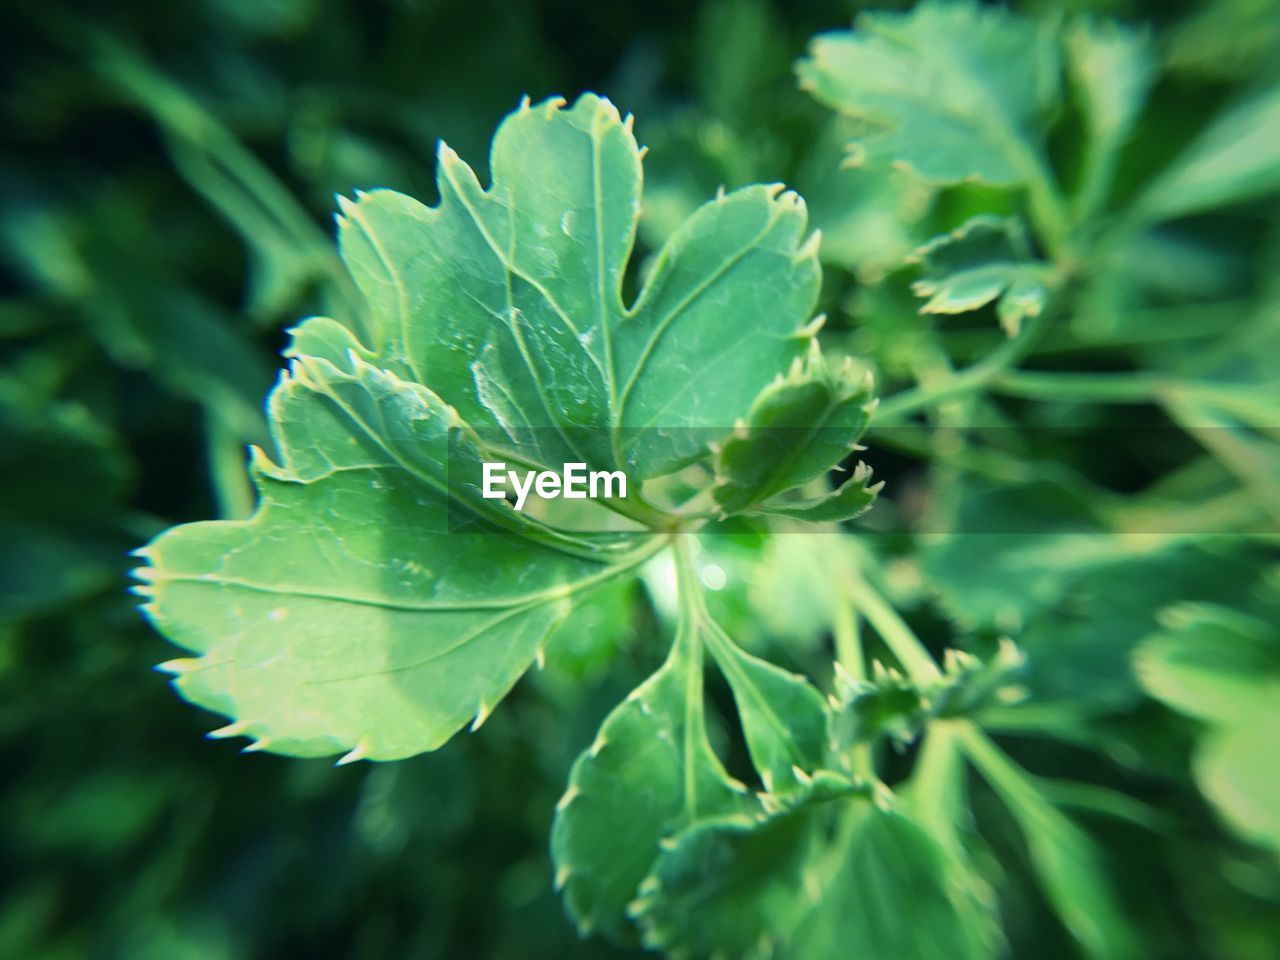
[{"x1": 114, "y1": 2, "x2": 1280, "y2": 958}]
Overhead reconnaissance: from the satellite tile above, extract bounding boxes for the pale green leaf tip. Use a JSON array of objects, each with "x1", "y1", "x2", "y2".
[
  {"x1": 554, "y1": 864, "x2": 572, "y2": 891},
  {"x1": 207, "y1": 721, "x2": 251, "y2": 740},
  {"x1": 156, "y1": 658, "x2": 200, "y2": 675},
  {"x1": 470, "y1": 700, "x2": 495, "y2": 732},
  {"x1": 335, "y1": 193, "x2": 358, "y2": 219},
  {"x1": 793, "y1": 313, "x2": 827, "y2": 340},
  {"x1": 336, "y1": 741, "x2": 370, "y2": 766},
  {"x1": 796, "y1": 228, "x2": 822, "y2": 262}
]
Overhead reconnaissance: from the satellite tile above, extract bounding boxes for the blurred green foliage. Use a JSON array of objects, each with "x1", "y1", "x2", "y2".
[{"x1": 1, "y1": 0, "x2": 1278, "y2": 957}]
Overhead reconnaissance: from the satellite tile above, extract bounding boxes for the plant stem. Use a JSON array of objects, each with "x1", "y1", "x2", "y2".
[
  {"x1": 1012, "y1": 144, "x2": 1075, "y2": 266},
  {"x1": 204, "y1": 410, "x2": 255, "y2": 520},
  {"x1": 831, "y1": 598, "x2": 864, "y2": 683},
  {"x1": 910, "y1": 720, "x2": 968, "y2": 852},
  {"x1": 1074, "y1": 117, "x2": 1125, "y2": 230},
  {"x1": 604, "y1": 489, "x2": 676, "y2": 529},
  {"x1": 994, "y1": 369, "x2": 1166, "y2": 403},
  {"x1": 842, "y1": 573, "x2": 940, "y2": 683},
  {"x1": 671, "y1": 534, "x2": 709, "y2": 816},
  {"x1": 672, "y1": 532, "x2": 710, "y2": 624},
  {"x1": 875, "y1": 304, "x2": 1055, "y2": 423},
  {"x1": 994, "y1": 370, "x2": 1280, "y2": 429},
  {"x1": 954, "y1": 724, "x2": 1038, "y2": 805}
]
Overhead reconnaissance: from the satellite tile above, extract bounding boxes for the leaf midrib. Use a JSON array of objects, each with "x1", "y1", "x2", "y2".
[{"x1": 151, "y1": 533, "x2": 661, "y2": 613}]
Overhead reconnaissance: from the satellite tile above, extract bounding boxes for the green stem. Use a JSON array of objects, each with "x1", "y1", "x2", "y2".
[
  {"x1": 875, "y1": 304, "x2": 1055, "y2": 423},
  {"x1": 842, "y1": 573, "x2": 940, "y2": 684},
  {"x1": 1011, "y1": 142, "x2": 1075, "y2": 265},
  {"x1": 831, "y1": 598, "x2": 864, "y2": 683},
  {"x1": 993, "y1": 369, "x2": 1166, "y2": 403},
  {"x1": 910, "y1": 721, "x2": 968, "y2": 854},
  {"x1": 204, "y1": 411, "x2": 255, "y2": 520},
  {"x1": 1162, "y1": 394, "x2": 1280, "y2": 522},
  {"x1": 831, "y1": 599, "x2": 876, "y2": 777},
  {"x1": 603, "y1": 487, "x2": 676, "y2": 529},
  {"x1": 1074, "y1": 127, "x2": 1122, "y2": 229},
  {"x1": 995, "y1": 371, "x2": 1280, "y2": 430},
  {"x1": 672, "y1": 534, "x2": 709, "y2": 817},
  {"x1": 954, "y1": 724, "x2": 1038, "y2": 806}
]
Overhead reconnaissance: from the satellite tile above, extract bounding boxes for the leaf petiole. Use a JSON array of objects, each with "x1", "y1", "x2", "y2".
[
  {"x1": 874, "y1": 302, "x2": 1057, "y2": 423},
  {"x1": 672, "y1": 534, "x2": 710, "y2": 817},
  {"x1": 841, "y1": 572, "x2": 941, "y2": 685}
]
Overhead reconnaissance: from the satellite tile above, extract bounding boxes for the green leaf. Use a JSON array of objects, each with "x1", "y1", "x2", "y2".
[
  {"x1": 789, "y1": 803, "x2": 997, "y2": 960},
  {"x1": 832, "y1": 641, "x2": 1027, "y2": 750},
  {"x1": 137, "y1": 94, "x2": 834, "y2": 761},
  {"x1": 1014, "y1": 543, "x2": 1270, "y2": 709},
  {"x1": 1135, "y1": 87, "x2": 1280, "y2": 221},
  {"x1": 1065, "y1": 20, "x2": 1155, "y2": 169},
  {"x1": 751, "y1": 463, "x2": 882, "y2": 522},
  {"x1": 137, "y1": 353, "x2": 655, "y2": 761},
  {"x1": 283, "y1": 316, "x2": 372, "y2": 366},
  {"x1": 1165, "y1": 0, "x2": 1280, "y2": 81},
  {"x1": 930, "y1": 640, "x2": 1029, "y2": 719},
  {"x1": 962, "y1": 728, "x2": 1136, "y2": 959},
  {"x1": 922, "y1": 478, "x2": 1271, "y2": 708},
  {"x1": 909, "y1": 725, "x2": 1005, "y2": 958},
  {"x1": 1195, "y1": 724, "x2": 1280, "y2": 855},
  {"x1": 1135, "y1": 604, "x2": 1279, "y2": 724},
  {"x1": 704, "y1": 622, "x2": 836, "y2": 793},
  {"x1": 920, "y1": 477, "x2": 1117, "y2": 633},
  {"x1": 550, "y1": 639, "x2": 747, "y2": 943},
  {"x1": 337, "y1": 93, "x2": 822, "y2": 478},
  {"x1": 796, "y1": 120, "x2": 935, "y2": 281},
  {"x1": 746, "y1": 533, "x2": 861, "y2": 643},
  {"x1": 1135, "y1": 603, "x2": 1280, "y2": 850},
  {"x1": 631, "y1": 776, "x2": 861, "y2": 959},
  {"x1": 712, "y1": 340, "x2": 876, "y2": 516},
  {"x1": 908, "y1": 215, "x2": 1051, "y2": 335},
  {"x1": 834, "y1": 662, "x2": 925, "y2": 748},
  {"x1": 797, "y1": 2, "x2": 1060, "y2": 187}
]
